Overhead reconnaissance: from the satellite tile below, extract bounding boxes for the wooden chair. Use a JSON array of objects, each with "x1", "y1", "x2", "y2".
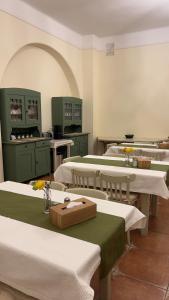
[
  {"x1": 141, "y1": 150, "x2": 165, "y2": 161},
  {"x1": 71, "y1": 169, "x2": 100, "y2": 189},
  {"x1": 66, "y1": 187, "x2": 108, "y2": 200},
  {"x1": 63, "y1": 156, "x2": 81, "y2": 163},
  {"x1": 99, "y1": 173, "x2": 138, "y2": 205}
]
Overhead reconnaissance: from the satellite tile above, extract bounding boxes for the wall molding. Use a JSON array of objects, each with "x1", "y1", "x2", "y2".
[{"x1": 1, "y1": 0, "x2": 169, "y2": 51}]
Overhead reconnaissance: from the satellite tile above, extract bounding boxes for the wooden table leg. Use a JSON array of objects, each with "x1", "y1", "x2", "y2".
[
  {"x1": 150, "y1": 195, "x2": 158, "y2": 217},
  {"x1": 139, "y1": 193, "x2": 150, "y2": 236},
  {"x1": 100, "y1": 271, "x2": 112, "y2": 300}
]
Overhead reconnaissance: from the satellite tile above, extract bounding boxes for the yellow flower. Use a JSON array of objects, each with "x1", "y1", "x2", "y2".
[
  {"x1": 32, "y1": 180, "x2": 45, "y2": 190},
  {"x1": 122, "y1": 147, "x2": 134, "y2": 154}
]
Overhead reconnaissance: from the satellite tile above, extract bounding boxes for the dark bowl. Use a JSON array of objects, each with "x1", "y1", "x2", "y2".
[{"x1": 125, "y1": 134, "x2": 134, "y2": 139}]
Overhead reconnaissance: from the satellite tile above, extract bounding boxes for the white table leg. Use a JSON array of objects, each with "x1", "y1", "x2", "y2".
[
  {"x1": 67, "y1": 145, "x2": 71, "y2": 157},
  {"x1": 100, "y1": 271, "x2": 112, "y2": 300},
  {"x1": 139, "y1": 193, "x2": 150, "y2": 236},
  {"x1": 53, "y1": 147, "x2": 58, "y2": 171}
]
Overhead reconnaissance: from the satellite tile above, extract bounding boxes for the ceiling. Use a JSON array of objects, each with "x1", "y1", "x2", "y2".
[{"x1": 21, "y1": 0, "x2": 169, "y2": 37}]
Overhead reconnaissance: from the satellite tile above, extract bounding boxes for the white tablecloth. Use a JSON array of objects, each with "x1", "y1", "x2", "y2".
[
  {"x1": 50, "y1": 139, "x2": 74, "y2": 148},
  {"x1": 105, "y1": 145, "x2": 169, "y2": 161},
  {"x1": 121, "y1": 143, "x2": 158, "y2": 148},
  {"x1": 0, "y1": 181, "x2": 146, "y2": 300},
  {"x1": 54, "y1": 155, "x2": 169, "y2": 199}
]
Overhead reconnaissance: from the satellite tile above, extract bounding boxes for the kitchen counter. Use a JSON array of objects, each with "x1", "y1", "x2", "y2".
[{"x1": 4, "y1": 137, "x2": 51, "y2": 144}]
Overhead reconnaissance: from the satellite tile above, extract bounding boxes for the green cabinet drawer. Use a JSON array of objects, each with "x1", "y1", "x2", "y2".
[
  {"x1": 35, "y1": 140, "x2": 50, "y2": 148},
  {"x1": 15, "y1": 142, "x2": 35, "y2": 152}
]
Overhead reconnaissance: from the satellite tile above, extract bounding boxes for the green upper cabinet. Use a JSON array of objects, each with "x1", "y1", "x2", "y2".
[
  {"x1": 52, "y1": 97, "x2": 82, "y2": 137},
  {"x1": 0, "y1": 88, "x2": 41, "y2": 141},
  {"x1": 25, "y1": 94, "x2": 41, "y2": 126}
]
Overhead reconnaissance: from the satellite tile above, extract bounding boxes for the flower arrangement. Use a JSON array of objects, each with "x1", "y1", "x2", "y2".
[
  {"x1": 122, "y1": 147, "x2": 134, "y2": 155},
  {"x1": 32, "y1": 180, "x2": 52, "y2": 213},
  {"x1": 121, "y1": 147, "x2": 134, "y2": 166},
  {"x1": 32, "y1": 180, "x2": 46, "y2": 190}
]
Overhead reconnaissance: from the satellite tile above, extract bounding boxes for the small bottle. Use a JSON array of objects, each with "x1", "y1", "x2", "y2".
[{"x1": 132, "y1": 157, "x2": 138, "y2": 168}]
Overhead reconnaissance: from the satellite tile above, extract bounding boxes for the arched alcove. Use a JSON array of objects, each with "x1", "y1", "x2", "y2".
[{"x1": 1, "y1": 43, "x2": 80, "y2": 131}]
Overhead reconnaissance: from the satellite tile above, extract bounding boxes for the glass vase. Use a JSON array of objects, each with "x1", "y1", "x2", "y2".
[
  {"x1": 43, "y1": 183, "x2": 52, "y2": 214},
  {"x1": 125, "y1": 154, "x2": 130, "y2": 167}
]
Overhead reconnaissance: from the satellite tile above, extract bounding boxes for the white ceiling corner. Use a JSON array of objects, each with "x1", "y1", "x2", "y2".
[{"x1": 1, "y1": 0, "x2": 169, "y2": 51}]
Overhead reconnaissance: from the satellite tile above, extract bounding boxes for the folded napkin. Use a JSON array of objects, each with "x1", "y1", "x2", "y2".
[{"x1": 67, "y1": 202, "x2": 83, "y2": 209}]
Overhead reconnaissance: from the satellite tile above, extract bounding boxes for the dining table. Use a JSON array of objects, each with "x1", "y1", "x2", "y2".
[
  {"x1": 104, "y1": 145, "x2": 169, "y2": 161},
  {"x1": 54, "y1": 155, "x2": 169, "y2": 235},
  {"x1": 0, "y1": 181, "x2": 146, "y2": 300},
  {"x1": 97, "y1": 136, "x2": 167, "y2": 154}
]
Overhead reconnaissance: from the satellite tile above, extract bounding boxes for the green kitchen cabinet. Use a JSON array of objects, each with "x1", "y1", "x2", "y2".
[
  {"x1": 52, "y1": 97, "x2": 82, "y2": 137},
  {"x1": 52, "y1": 97, "x2": 89, "y2": 156},
  {"x1": 0, "y1": 88, "x2": 41, "y2": 142},
  {"x1": 3, "y1": 140, "x2": 50, "y2": 182}
]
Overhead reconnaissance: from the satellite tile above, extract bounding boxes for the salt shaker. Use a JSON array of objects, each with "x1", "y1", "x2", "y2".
[{"x1": 64, "y1": 197, "x2": 71, "y2": 203}]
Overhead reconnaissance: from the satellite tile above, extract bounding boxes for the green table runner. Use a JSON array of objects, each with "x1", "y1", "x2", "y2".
[
  {"x1": 0, "y1": 190, "x2": 125, "y2": 278},
  {"x1": 73, "y1": 157, "x2": 169, "y2": 184}
]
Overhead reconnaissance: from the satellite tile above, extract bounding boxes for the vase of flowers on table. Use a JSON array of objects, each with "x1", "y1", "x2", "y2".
[
  {"x1": 32, "y1": 180, "x2": 52, "y2": 214},
  {"x1": 122, "y1": 147, "x2": 134, "y2": 166}
]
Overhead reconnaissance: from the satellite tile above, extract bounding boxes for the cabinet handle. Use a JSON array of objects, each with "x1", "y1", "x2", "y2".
[{"x1": 25, "y1": 145, "x2": 28, "y2": 148}]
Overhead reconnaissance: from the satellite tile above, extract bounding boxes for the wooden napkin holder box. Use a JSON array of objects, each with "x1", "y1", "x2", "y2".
[
  {"x1": 50, "y1": 198, "x2": 96, "y2": 229},
  {"x1": 137, "y1": 158, "x2": 151, "y2": 169},
  {"x1": 158, "y1": 143, "x2": 169, "y2": 149}
]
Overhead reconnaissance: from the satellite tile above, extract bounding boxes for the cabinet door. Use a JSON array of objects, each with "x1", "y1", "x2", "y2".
[
  {"x1": 63, "y1": 101, "x2": 73, "y2": 125},
  {"x1": 25, "y1": 95, "x2": 41, "y2": 126},
  {"x1": 70, "y1": 137, "x2": 80, "y2": 156},
  {"x1": 16, "y1": 146, "x2": 35, "y2": 182},
  {"x1": 35, "y1": 146, "x2": 50, "y2": 177},
  {"x1": 79, "y1": 135, "x2": 88, "y2": 156},
  {"x1": 72, "y1": 100, "x2": 82, "y2": 124},
  {"x1": 8, "y1": 94, "x2": 25, "y2": 126}
]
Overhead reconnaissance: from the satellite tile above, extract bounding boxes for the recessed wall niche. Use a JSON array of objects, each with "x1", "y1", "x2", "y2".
[{"x1": 0, "y1": 44, "x2": 79, "y2": 131}]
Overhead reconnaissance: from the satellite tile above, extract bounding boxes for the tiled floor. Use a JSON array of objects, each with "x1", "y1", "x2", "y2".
[{"x1": 112, "y1": 198, "x2": 169, "y2": 299}]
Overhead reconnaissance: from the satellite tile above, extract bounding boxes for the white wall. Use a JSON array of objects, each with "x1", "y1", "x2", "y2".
[{"x1": 93, "y1": 44, "x2": 169, "y2": 139}]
